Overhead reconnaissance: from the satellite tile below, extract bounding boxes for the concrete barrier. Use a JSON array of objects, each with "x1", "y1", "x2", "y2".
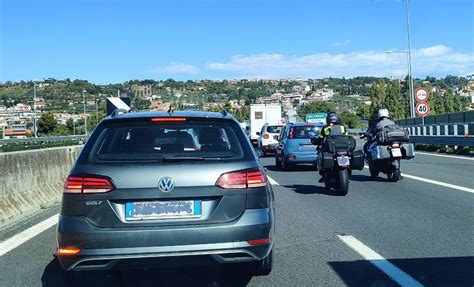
[{"x1": 0, "y1": 146, "x2": 82, "y2": 228}]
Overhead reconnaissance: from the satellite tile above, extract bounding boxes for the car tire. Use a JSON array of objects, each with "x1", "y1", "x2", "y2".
[{"x1": 254, "y1": 249, "x2": 273, "y2": 276}]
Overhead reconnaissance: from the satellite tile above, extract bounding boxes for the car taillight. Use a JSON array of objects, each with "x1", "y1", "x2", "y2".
[
  {"x1": 64, "y1": 175, "x2": 115, "y2": 194},
  {"x1": 215, "y1": 168, "x2": 267, "y2": 189},
  {"x1": 263, "y1": 133, "x2": 269, "y2": 139},
  {"x1": 289, "y1": 127, "x2": 294, "y2": 139}
]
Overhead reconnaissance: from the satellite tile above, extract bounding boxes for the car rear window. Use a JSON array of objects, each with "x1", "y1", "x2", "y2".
[
  {"x1": 85, "y1": 119, "x2": 249, "y2": 162},
  {"x1": 266, "y1": 125, "x2": 282, "y2": 134},
  {"x1": 292, "y1": 126, "x2": 321, "y2": 139}
]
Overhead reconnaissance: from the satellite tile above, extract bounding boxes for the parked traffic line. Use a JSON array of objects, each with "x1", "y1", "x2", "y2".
[
  {"x1": 0, "y1": 214, "x2": 58, "y2": 256},
  {"x1": 363, "y1": 165, "x2": 474, "y2": 194},
  {"x1": 338, "y1": 235, "x2": 423, "y2": 287}
]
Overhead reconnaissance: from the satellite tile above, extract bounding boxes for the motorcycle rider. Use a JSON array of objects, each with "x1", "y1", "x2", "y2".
[
  {"x1": 364, "y1": 108, "x2": 396, "y2": 155},
  {"x1": 314, "y1": 112, "x2": 347, "y2": 182}
]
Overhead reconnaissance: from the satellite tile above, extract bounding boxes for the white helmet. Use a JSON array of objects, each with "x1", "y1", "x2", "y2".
[{"x1": 377, "y1": 108, "x2": 389, "y2": 119}]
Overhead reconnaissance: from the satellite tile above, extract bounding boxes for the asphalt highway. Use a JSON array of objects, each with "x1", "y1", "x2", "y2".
[{"x1": 0, "y1": 149, "x2": 473, "y2": 286}]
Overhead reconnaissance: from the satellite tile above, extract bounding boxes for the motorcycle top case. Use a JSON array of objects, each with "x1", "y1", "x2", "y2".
[
  {"x1": 351, "y1": 150, "x2": 364, "y2": 170},
  {"x1": 376, "y1": 125, "x2": 410, "y2": 143},
  {"x1": 322, "y1": 135, "x2": 356, "y2": 153}
]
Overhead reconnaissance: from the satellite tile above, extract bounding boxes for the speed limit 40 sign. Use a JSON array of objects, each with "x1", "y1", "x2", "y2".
[{"x1": 415, "y1": 102, "x2": 430, "y2": 117}]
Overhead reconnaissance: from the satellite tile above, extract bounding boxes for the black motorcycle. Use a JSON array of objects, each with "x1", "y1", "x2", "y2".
[
  {"x1": 362, "y1": 125, "x2": 415, "y2": 182},
  {"x1": 312, "y1": 135, "x2": 364, "y2": 196}
]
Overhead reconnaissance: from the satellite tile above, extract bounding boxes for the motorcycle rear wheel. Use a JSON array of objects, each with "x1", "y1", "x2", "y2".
[{"x1": 337, "y1": 169, "x2": 349, "y2": 196}]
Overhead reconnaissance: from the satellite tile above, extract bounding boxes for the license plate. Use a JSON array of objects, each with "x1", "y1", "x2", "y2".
[
  {"x1": 126, "y1": 200, "x2": 202, "y2": 221},
  {"x1": 337, "y1": 156, "x2": 350, "y2": 166},
  {"x1": 391, "y1": 148, "x2": 402, "y2": 157}
]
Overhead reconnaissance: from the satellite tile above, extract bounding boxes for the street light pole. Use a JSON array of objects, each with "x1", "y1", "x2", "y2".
[
  {"x1": 82, "y1": 90, "x2": 87, "y2": 135},
  {"x1": 405, "y1": 0, "x2": 415, "y2": 118},
  {"x1": 33, "y1": 81, "x2": 37, "y2": 138}
]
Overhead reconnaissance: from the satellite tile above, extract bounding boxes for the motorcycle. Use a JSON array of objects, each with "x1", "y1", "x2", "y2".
[
  {"x1": 312, "y1": 135, "x2": 364, "y2": 196},
  {"x1": 362, "y1": 126, "x2": 415, "y2": 182}
]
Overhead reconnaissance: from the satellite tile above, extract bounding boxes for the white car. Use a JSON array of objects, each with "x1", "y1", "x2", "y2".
[{"x1": 258, "y1": 124, "x2": 284, "y2": 156}]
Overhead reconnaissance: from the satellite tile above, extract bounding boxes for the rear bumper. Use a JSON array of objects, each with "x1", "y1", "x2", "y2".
[
  {"x1": 284, "y1": 152, "x2": 318, "y2": 164},
  {"x1": 57, "y1": 208, "x2": 273, "y2": 271},
  {"x1": 262, "y1": 144, "x2": 278, "y2": 152}
]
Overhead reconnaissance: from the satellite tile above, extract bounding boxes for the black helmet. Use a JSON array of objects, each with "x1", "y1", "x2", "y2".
[{"x1": 326, "y1": 112, "x2": 338, "y2": 124}]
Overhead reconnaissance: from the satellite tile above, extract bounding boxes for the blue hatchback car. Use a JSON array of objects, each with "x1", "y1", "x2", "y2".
[{"x1": 275, "y1": 123, "x2": 322, "y2": 170}]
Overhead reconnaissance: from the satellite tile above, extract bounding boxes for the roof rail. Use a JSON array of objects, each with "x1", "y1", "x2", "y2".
[{"x1": 110, "y1": 109, "x2": 129, "y2": 117}]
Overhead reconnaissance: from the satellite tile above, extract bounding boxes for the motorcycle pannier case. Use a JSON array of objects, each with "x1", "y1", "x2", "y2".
[
  {"x1": 351, "y1": 150, "x2": 364, "y2": 170},
  {"x1": 322, "y1": 152, "x2": 334, "y2": 169},
  {"x1": 402, "y1": 143, "x2": 415, "y2": 159},
  {"x1": 371, "y1": 145, "x2": 392, "y2": 159},
  {"x1": 377, "y1": 125, "x2": 410, "y2": 143}
]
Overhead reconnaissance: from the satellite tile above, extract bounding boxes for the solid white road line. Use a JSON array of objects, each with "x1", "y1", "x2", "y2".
[
  {"x1": 338, "y1": 235, "x2": 423, "y2": 287},
  {"x1": 415, "y1": 152, "x2": 474, "y2": 161},
  {"x1": 0, "y1": 214, "x2": 59, "y2": 256},
  {"x1": 363, "y1": 165, "x2": 474, "y2": 194},
  {"x1": 267, "y1": 175, "x2": 279, "y2": 185}
]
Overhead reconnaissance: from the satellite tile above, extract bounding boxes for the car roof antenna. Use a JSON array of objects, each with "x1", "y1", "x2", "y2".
[
  {"x1": 221, "y1": 108, "x2": 228, "y2": 117},
  {"x1": 168, "y1": 105, "x2": 174, "y2": 114}
]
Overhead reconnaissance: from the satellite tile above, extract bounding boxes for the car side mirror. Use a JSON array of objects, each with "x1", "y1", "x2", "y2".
[{"x1": 276, "y1": 136, "x2": 280, "y2": 141}]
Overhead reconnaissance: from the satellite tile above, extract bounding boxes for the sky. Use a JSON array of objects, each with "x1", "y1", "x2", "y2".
[{"x1": 1, "y1": 0, "x2": 473, "y2": 83}]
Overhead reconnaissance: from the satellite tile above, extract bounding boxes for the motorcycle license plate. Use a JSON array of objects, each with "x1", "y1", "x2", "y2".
[
  {"x1": 391, "y1": 148, "x2": 402, "y2": 157},
  {"x1": 337, "y1": 156, "x2": 350, "y2": 166}
]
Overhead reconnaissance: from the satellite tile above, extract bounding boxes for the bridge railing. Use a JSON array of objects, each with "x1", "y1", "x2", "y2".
[{"x1": 0, "y1": 135, "x2": 86, "y2": 145}]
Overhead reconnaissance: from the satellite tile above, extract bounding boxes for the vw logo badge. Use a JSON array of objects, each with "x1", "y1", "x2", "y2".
[{"x1": 158, "y1": 177, "x2": 175, "y2": 193}]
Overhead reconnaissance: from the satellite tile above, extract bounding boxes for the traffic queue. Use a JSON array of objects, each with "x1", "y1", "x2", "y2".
[{"x1": 253, "y1": 109, "x2": 415, "y2": 196}]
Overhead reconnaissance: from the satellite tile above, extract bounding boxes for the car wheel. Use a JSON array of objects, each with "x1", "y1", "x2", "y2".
[{"x1": 254, "y1": 249, "x2": 273, "y2": 276}]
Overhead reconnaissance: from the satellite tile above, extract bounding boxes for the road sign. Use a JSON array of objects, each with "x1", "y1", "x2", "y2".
[
  {"x1": 106, "y1": 97, "x2": 131, "y2": 115},
  {"x1": 305, "y1": 113, "x2": 327, "y2": 125},
  {"x1": 415, "y1": 87, "x2": 429, "y2": 102},
  {"x1": 415, "y1": 102, "x2": 430, "y2": 117}
]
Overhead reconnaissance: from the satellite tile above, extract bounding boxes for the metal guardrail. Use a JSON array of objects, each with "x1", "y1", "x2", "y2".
[
  {"x1": 409, "y1": 136, "x2": 474, "y2": 147},
  {"x1": 0, "y1": 135, "x2": 86, "y2": 145}
]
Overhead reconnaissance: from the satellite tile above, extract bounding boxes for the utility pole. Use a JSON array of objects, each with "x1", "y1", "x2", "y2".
[
  {"x1": 33, "y1": 81, "x2": 38, "y2": 138},
  {"x1": 83, "y1": 90, "x2": 87, "y2": 135},
  {"x1": 73, "y1": 106, "x2": 76, "y2": 136},
  {"x1": 96, "y1": 98, "x2": 99, "y2": 125}
]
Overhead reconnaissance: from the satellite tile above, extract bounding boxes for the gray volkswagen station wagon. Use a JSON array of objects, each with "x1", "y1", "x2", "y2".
[{"x1": 57, "y1": 110, "x2": 274, "y2": 276}]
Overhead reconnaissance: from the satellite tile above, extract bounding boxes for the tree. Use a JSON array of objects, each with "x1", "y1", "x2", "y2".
[
  {"x1": 339, "y1": 111, "x2": 361, "y2": 128},
  {"x1": 356, "y1": 103, "x2": 371, "y2": 119},
  {"x1": 385, "y1": 81, "x2": 403, "y2": 120},
  {"x1": 37, "y1": 113, "x2": 57, "y2": 135},
  {"x1": 369, "y1": 80, "x2": 387, "y2": 112}
]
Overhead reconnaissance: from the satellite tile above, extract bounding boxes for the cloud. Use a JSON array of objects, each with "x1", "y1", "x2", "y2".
[
  {"x1": 205, "y1": 45, "x2": 474, "y2": 79},
  {"x1": 330, "y1": 40, "x2": 352, "y2": 47},
  {"x1": 151, "y1": 63, "x2": 200, "y2": 75}
]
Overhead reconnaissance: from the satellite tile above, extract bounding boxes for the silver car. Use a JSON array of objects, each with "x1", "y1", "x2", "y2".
[{"x1": 57, "y1": 111, "x2": 275, "y2": 277}]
